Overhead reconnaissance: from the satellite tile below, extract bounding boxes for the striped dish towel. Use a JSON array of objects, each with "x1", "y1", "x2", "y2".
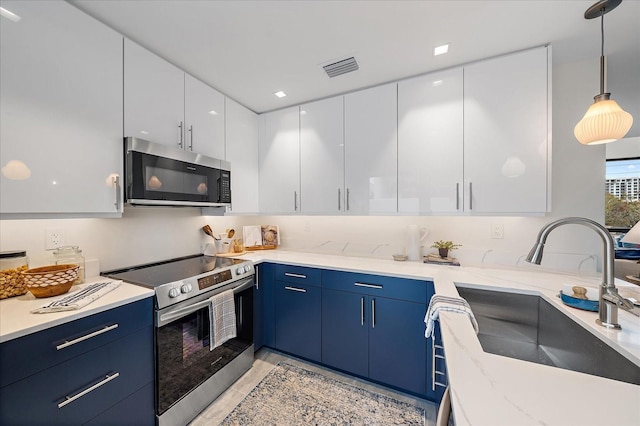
[
  {"x1": 424, "y1": 294, "x2": 479, "y2": 338},
  {"x1": 31, "y1": 281, "x2": 121, "y2": 314},
  {"x1": 209, "y1": 289, "x2": 237, "y2": 350}
]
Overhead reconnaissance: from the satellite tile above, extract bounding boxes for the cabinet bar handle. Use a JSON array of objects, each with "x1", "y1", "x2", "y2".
[
  {"x1": 58, "y1": 373, "x2": 120, "y2": 409},
  {"x1": 360, "y1": 297, "x2": 365, "y2": 326},
  {"x1": 284, "y1": 286, "x2": 306, "y2": 293},
  {"x1": 255, "y1": 267, "x2": 259, "y2": 290},
  {"x1": 188, "y1": 125, "x2": 194, "y2": 151},
  {"x1": 56, "y1": 324, "x2": 119, "y2": 351},
  {"x1": 284, "y1": 273, "x2": 307, "y2": 279},
  {"x1": 469, "y1": 182, "x2": 473, "y2": 210},
  {"x1": 455, "y1": 182, "x2": 460, "y2": 210},
  {"x1": 371, "y1": 299, "x2": 376, "y2": 328},
  {"x1": 338, "y1": 188, "x2": 341, "y2": 211},
  {"x1": 178, "y1": 121, "x2": 184, "y2": 148},
  {"x1": 354, "y1": 282, "x2": 382, "y2": 289},
  {"x1": 113, "y1": 175, "x2": 121, "y2": 211},
  {"x1": 294, "y1": 191, "x2": 298, "y2": 211},
  {"x1": 346, "y1": 188, "x2": 350, "y2": 211}
]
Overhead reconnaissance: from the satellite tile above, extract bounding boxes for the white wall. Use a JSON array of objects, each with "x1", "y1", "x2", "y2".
[{"x1": 0, "y1": 55, "x2": 624, "y2": 275}]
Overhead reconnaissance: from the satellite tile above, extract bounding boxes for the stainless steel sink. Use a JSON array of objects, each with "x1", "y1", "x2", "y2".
[{"x1": 456, "y1": 286, "x2": 640, "y2": 385}]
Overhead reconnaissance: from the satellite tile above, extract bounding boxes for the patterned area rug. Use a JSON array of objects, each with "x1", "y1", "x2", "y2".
[{"x1": 221, "y1": 363, "x2": 425, "y2": 425}]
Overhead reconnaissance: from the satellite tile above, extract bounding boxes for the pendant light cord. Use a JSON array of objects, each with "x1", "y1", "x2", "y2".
[{"x1": 600, "y1": 11, "x2": 605, "y2": 95}]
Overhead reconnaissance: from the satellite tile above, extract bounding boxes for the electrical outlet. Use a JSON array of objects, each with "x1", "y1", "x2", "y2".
[
  {"x1": 45, "y1": 228, "x2": 66, "y2": 250},
  {"x1": 491, "y1": 223, "x2": 504, "y2": 239}
]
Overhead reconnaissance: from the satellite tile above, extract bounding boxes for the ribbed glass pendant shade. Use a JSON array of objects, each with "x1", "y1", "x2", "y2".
[{"x1": 574, "y1": 98, "x2": 634, "y2": 145}]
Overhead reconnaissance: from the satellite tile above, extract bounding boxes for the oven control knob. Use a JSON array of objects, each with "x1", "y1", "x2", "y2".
[
  {"x1": 180, "y1": 283, "x2": 192, "y2": 294},
  {"x1": 168, "y1": 288, "x2": 180, "y2": 298},
  {"x1": 236, "y1": 266, "x2": 246, "y2": 274}
]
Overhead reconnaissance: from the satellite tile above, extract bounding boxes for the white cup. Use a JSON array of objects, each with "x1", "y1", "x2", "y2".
[
  {"x1": 203, "y1": 243, "x2": 216, "y2": 256},
  {"x1": 215, "y1": 239, "x2": 232, "y2": 254}
]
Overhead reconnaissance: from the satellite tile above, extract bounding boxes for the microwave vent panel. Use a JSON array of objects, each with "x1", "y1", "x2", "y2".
[{"x1": 323, "y1": 57, "x2": 359, "y2": 78}]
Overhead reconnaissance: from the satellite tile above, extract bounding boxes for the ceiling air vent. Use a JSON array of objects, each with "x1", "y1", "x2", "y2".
[{"x1": 323, "y1": 57, "x2": 359, "y2": 78}]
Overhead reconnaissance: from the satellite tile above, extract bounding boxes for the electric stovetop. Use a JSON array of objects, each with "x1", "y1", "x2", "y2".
[{"x1": 102, "y1": 254, "x2": 247, "y2": 288}]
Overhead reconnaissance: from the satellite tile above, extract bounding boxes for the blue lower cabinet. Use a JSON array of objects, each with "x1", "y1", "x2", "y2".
[
  {"x1": 0, "y1": 325, "x2": 153, "y2": 425},
  {"x1": 255, "y1": 262, "x2": 276, "y2": 350},
  {"x1": 274, "y1": 281, "x2": 322, "y2": 362},
  {"x1": 85, "y1": 382, "x2": 154, "y2": 426},
  {"x1": 321, "y1": 289, "x2": 368, "y2": 377},
  {"x1": 369, "y1": 296, "x2": 427, "y2": 396}
]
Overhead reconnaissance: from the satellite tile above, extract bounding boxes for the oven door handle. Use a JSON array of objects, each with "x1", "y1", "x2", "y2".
[{"x1": 158, "y1": 277, "x2": 254, "y2": 326}]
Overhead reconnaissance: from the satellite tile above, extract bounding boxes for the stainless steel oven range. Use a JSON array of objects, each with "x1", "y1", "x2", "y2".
[{"x1": 103, "y1": 254, "x2": 255, "y2": 426}]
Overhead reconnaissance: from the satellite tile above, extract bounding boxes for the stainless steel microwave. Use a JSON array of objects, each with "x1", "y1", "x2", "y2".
[{"x1": 124, "y1": 137, "x2": 231, "y2": 207}]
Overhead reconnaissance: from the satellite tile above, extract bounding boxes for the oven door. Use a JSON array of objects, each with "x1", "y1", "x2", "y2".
[{"x1": 155, "y1": 277, "x2": 254, "y2": 416}]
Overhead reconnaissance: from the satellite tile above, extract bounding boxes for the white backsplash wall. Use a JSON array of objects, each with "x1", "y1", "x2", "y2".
[
  {"x1": 0, "y1": 206, "x2": 243, "y2": 271},
  {"x1": 246, "y1": 215, "x2": 601, "y2": 274}
]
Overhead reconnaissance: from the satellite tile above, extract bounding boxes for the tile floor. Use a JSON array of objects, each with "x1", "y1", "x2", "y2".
[{"x1": 190, "y1": 348, "x2": 438, "y2": 425}]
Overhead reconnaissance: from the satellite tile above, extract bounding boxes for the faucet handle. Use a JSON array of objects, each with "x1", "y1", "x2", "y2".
[{"x1": 602, "y1": 289, "x2": 638, "y2": 315}]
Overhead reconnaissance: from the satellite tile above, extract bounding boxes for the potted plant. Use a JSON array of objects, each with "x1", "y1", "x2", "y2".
[{"x1": 431, "y1": 240, "x2": 462, "y2": 259}]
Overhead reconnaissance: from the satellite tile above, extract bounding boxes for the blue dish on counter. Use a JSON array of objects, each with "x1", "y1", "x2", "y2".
[{"x1": 560, "y1": 292, "x2": 599, "y2": 312}]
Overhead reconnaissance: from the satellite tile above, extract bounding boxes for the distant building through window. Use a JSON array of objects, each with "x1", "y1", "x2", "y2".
[
  {"x1": 606, "y1": 159, "x2": 640, "y2": 201},
  {"x1": 606, "y1": 158, "x2": 640, "y2": 228}
]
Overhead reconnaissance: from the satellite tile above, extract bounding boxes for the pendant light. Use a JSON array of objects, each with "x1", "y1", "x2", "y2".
[{"x1": 574, "y1": 0, "x2": 633, "y2": 145}]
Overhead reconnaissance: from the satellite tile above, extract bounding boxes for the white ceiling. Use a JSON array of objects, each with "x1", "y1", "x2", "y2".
[{"x1": 69, "y1": 0, "x2": 640, "y2": 113}]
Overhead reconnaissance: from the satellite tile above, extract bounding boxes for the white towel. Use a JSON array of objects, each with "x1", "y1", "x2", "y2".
[
  {"x1": 31, "y1": 280, "x2": 121, "y2": 314},
  {"x1": 424, "y1": 294, "x2": 479, "y2": 338},
  {"x1": 209, "y1": 289, "x2": 237, "y2": 350}
]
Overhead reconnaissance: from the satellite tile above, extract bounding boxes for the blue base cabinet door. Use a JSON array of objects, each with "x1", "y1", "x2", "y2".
[
  {"x1": 254, "y1": 262, "x2": 276, "y2": 350},
  {"x1": 369, "y1": 297, "x2": 427, "y2": 396},
  {"x1": 274, "y1": 282, "x2": 322, "y2": 362},
  {"x1": 321, "y1": 288, "x2": 369, "y2": 377}
]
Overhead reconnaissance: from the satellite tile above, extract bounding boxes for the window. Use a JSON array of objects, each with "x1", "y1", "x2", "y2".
[{"x1": 605, "y1": 157, "x2": 640, "y2": 228}]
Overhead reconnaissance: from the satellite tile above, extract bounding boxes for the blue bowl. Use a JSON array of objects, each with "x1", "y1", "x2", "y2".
[{"x1": 560, "y1": 292, "x2": 598, "y2": 312}]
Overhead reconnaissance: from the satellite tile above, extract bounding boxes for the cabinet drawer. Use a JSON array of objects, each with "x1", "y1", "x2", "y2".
[
  {"x1": 322, "y1": 270, "x2": 429, "y2": 303},
  {"x1": 85, "y1": 381, "x2": 154, "y2": 426},
  {"x1": 275, "y1": 281, "x2": 322, "y2": 362},
  {"x1": 275, "y1": 264, "x2": 321, "y2": 287},
  {"x1": 0, "y1": 325, "x2": 153, "y2": 425},
  {"x1": 0, "y1": 297, "x2": 153, "y2": 387}
]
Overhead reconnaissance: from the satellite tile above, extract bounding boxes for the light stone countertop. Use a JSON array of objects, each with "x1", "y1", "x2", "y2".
[
  {"x1": 2, "y1": 250, "x2": 638, "y2": 424},
  {"x1": 237, "y1": 250, "x2": 640, "y2": 426},
  {"x1": 0, "y1": 276, "x2": 153, "y2": 343}
]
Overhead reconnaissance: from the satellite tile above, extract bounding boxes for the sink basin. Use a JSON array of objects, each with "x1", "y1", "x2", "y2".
[{"x1": 456, "y1": 286, "x2": 640, "y2": 385}]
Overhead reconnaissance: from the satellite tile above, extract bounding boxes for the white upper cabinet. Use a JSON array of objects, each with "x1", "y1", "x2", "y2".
[
  {"x1": 184, "y1": 74, "x2": 225, "y2": 159},
  {"x1": 124, "y1": 38, "x2": 185, "y2": 148},
  {"x1": 463, "y1": 46, "x2": 550, "y2": 214},
  {"x1": 225, "y1": 98, "x2": 259, "y2": 213},
  {"x1": 300, "y1": 96, "x2": 344, "y2": 214},
  {"x1": 398, "y1": 67, "x2": 464, "y2": 214},
  {"x1": 344, "y1": 83, "x2": 398, "y2": 214},
  {"x1": 0, "y1": 0, "x2": 123, "y2": 215},
  {"x1": 259, "y1": 106, "x2": 301, "y2": 214},
  {"x1": 125, "y1": 39, "x2": 226, "y2": 159}
]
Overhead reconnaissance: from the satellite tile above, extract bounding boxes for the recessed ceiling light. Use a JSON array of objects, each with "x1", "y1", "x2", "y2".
[
  {"x1": 208, "y1": 110, "x2": 219, "y2": 116},
  {"x1": 432, "y1": 80, "x2": 444, "y2": 87},
  {"x1": 300, "y1": 110, "x2": 307, "y2": 115},
  {"x1": 0, "y1": 7, "x2": 21, "y2": 22},
  {"x1": 140, "y1": 130, "x2": 149, "y2": 135},
  {"x1": 433, "y1": 43, "x2": 450, "y2": 56},
  {"x1": 274, "y1": 91, "x2": 287, "y2": 98}
]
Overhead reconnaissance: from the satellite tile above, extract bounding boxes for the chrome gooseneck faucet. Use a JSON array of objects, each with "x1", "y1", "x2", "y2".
[{"x1": 526, "y1": 217, "x2": 636, "y2": 329}]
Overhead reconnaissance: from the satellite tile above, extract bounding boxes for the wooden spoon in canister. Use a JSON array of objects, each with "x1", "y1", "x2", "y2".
[{"x1": 202, "y1": 225, "x2": 220, "y2": 240}]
